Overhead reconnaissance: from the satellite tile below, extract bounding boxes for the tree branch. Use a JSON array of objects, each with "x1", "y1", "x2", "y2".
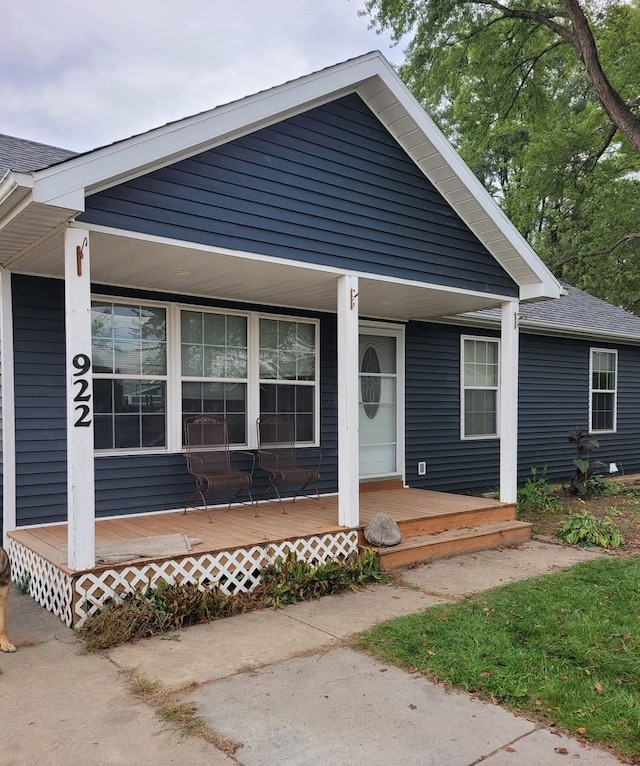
[{"x1": 553, "y1": 233, "x2": 640, "y2": 268}]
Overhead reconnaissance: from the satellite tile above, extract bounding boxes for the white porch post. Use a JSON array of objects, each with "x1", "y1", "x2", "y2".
[
  {"x1": 337, "y1": 274, "x2": 359, "y2": 527},
  {"x1": 499, "y1": 300, "x2": 520, "y2": 504},
  {"x1": 65, "y1": 227, "x2": 95, "y2": 570},
  {"x1": 0, "y1": 269, "x2": 16, "y2": 547}
]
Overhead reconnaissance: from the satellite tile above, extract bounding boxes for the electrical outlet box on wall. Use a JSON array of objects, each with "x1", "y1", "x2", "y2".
[{"x1": 417, "y1": 461, "x2": 426, "y2": 476}]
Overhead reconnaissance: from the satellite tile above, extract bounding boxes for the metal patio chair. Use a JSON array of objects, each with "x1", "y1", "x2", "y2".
[
  {"x1": 184, "y1": 415, "x2": 256, "y2": 522},
  {"x1": 256, "y1": 415, "x2": 322, "y2": 512}
]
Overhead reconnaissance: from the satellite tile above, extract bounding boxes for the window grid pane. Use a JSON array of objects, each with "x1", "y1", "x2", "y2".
[
  {"x1": 181, "y1": 311, "x2": 248, "y2": 379},
  {"x1": 181, "y1": 382, "x2": 247, "y2": 444},
  {"x1": 260, "y1": 383, "x2": 315, "y2": 443}
]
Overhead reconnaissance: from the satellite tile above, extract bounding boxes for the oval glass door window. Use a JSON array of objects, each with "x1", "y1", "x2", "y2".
[{"x1": 361, "y1": 345, "x2": 381, "y2": 419}]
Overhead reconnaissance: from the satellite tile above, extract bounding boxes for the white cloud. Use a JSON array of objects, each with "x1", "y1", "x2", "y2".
[{"x1": 1, "y1": 0, "x2": 403, "y2": 151}]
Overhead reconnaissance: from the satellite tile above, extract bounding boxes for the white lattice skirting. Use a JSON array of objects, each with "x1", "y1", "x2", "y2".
[
  {"x1": 9, "y1": 531, "x2": 359, "y2": 628},
  {"x1": 7, "y1": 539, "x2": 75, "y2": 626}
]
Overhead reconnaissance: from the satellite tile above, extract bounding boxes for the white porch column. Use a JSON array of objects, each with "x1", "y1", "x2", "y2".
[
  {"x1": 499, "y1": 300, "x2": 520, "y2": 504},
  {"x1": 0, "y1": 269, "x2": 16, "y2": 547},
  {"x1": 337, "y1": 274, "x2": 359, "y2": 527},
  {"x1": 65, "y1": 227, "x2": 95, "y2": 570}
]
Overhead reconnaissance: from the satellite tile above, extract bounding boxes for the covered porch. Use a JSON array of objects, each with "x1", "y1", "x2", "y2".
[{"x1": 6, "y1": 487, "x2": 525, "y2": 627}]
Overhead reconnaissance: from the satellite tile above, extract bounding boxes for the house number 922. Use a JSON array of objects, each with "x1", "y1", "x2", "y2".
[{"x1": 72, "y1": 353, "x2": 92, "y2": 427}]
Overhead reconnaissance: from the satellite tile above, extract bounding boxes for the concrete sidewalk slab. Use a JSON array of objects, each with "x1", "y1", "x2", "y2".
[
  {"x1": 108, "y1": 607, "x2": 337, "y2": 687},
  {"x1": 0, "y1": 635, "x2": 234, "y2": 766},
  {"x1": 400, "y1": 540, "x2": 603, "y2": 597},
  {"x1": 482, "y1": 727, "x2": 622, "y2": 765},
  {"x1": 188, "y1": 646, "x2": 537, "y2": 766},
  {"x1": 108, "y1": 585, "x2": 444, "y2": 686},
  {"x1": 276, "y1": 583, "x2": 445, "y2": 638},
  {"x1": 5, "y1": 586, "x2": 73, "y2": 648}
]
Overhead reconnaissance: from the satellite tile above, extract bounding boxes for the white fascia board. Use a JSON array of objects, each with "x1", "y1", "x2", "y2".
[
  {"x1": 30, "y1": 52, "x2": 387, "y2": 208},
  {"x1": 363, "y1": 63, "x2": 561, "y2": 302}
]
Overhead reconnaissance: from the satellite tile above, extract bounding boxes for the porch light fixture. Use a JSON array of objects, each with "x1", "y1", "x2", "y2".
[{"x1": 171, "y1": 269, "x2": 193, "y2": 276}]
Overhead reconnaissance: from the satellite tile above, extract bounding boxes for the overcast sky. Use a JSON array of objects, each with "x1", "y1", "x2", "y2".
[{"x1": 2, "y1": 0, "x2": 403, "y2": 152}]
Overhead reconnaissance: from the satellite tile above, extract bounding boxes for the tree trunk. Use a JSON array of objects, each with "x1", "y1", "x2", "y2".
[{"x1": 563, "y1": 0, "x2": 640, "y2": 154}]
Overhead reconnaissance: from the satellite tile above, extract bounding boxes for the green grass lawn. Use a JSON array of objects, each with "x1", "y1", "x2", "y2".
[{"x1": 356, "y1": 556, "x2": 640, "y2": 761}]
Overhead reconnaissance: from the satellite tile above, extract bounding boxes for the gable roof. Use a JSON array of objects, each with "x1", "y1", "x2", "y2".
[
  {"x1": 458, "y1": 283, "x2": 640, "y2": 344},
  {"x1": 0, "y1": 51, "x2": 560, "y2": 302},
  {"x1": 0, "y1": 133, "x2": 76, "y2": 175}
]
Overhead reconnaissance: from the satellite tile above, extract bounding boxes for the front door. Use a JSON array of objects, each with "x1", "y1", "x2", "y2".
[{"x1": 358, "y1": 328, "x2": 403, "y2": 479}]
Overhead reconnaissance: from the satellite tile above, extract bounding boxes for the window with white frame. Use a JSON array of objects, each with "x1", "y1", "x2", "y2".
[
  {"x1": 259, "y1": 318, "x2": 316, "y2": 443},
  {"x1": 461, "y1": 336, "x2": 499, "y2": 439},
  {"x1": 181, "y1": 310, "x2": 248, "y2": 444},
  {"x1": 90, "y1": 299, "x2": 319, "y2": 452},
  {"x1": 590, "y1": 349, "x2": 617, "y2": 432},
  {"x1": 92, "y1": 301, "x2": 167, "y2": 450}
]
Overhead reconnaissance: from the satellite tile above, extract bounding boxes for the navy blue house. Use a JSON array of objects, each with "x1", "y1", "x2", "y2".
[{"x1": 4, "y1": 51, "x2": 624, "y2": 585}]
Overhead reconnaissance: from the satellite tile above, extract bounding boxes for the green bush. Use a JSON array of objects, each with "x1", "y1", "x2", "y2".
[
  {"x1": 556, "y1": 509, "x2": 623, "y2": 549},
  {"x1": 78, "y1": 549, "x2": 386, "y2": 651},
  {"x1": 517, "y1": 468, "x2": 562, "y2": 513},
  {"x1": 585, "y1": 474, "x2": 622, "y2": 496}
]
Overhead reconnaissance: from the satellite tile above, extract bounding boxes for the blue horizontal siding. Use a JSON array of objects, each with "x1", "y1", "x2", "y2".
[
  {"x1": 405, "y1": 322, "x2": 640, "y2": 494},
  {"x1": 13, "y1": 275, "x2": 339, "y2": 525},
  {"x1": 80, "y1": 94, "x2": 518, "y2": 297},
  {"x1": 405, "y1": 322, "x2": 501, "y2": 494},
  {"x1": 518, "y1": 334, "x2": 640, "y2": 484},
  {"x1": 13, "y1": 275, "x2": 68, "y2": 525}
]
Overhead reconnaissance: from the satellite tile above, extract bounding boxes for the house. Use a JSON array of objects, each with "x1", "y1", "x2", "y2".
[{"x1": 0, "y1": 52, "x2": 571, "y2": 625}]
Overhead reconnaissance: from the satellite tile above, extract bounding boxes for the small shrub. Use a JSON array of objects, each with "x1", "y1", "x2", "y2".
[
  {"x1": 77, "y1": 550, "x2": 386, "y2": 651},
  {"x1": 517, "y1": 468, "x2": 562, "y2": 513},
  {"x1": 556, "y1": 509, "x2": 624, "y2": 549},
  {"x1": 567, "y1": 427, "x2": 605, "y2": 497},
  {"x1": 585, "y1": 474, "x2": 622, "y2": 496}
]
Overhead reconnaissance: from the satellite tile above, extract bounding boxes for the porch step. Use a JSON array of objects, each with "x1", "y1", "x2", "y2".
[
  {"x1": 366, "y1": 520, "x2": 532, "y2": 569},
  {"x1": 392, "y1": 503, "x2": 517, "y2": 539}
]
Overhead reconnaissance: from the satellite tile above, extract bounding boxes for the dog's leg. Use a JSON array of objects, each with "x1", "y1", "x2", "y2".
[{"x1": 0, "y1": 583, "x2": 16, "y2": 652}]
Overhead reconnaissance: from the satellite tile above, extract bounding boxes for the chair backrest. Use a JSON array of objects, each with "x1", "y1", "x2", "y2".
[
  {"x1": 256, "y1": 415, "x2": 296, "y2": 469},
  {"x1": 184, "y1": 415, "x2": 231, "y2": 474}
]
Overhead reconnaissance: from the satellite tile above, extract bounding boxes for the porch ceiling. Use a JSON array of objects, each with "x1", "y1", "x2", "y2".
[{"x1": 13, "y1": 229, "x2": 507, "y2": 320}]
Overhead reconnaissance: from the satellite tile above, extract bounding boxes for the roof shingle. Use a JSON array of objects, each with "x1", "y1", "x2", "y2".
[{"x1": 0, "y1": 133, "x2": 76, "y2": 175}]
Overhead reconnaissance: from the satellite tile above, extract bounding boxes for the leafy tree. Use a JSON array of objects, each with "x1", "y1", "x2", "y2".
[{"x1": 362, "y1": 0, "x2": 640, "y2": 310}]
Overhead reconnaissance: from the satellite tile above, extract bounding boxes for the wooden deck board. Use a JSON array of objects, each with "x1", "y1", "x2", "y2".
[{"x1": 8, "y1": 489, "x2": 510, "y2": 577}]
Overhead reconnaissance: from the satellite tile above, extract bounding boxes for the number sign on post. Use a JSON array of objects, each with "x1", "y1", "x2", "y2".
[{"x1": 64, "y1": 228, "x2": 95, "y2": 570}]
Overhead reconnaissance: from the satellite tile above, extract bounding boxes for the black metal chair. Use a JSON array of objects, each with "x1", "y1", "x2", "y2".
[
  {"x1": 184, "y1": 415, "x2": 256, "y2": 522},
  {"x1": 256, "y1": 415, "x2": 322, "y2": 512}
]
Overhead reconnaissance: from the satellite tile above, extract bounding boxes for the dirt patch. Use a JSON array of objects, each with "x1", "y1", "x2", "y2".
[{"x1": 519, "y1": 491, "x2": 640, "y2": 553}]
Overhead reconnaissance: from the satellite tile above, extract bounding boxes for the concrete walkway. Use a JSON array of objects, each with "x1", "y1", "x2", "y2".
[{"x1": 0, "y1": 541, "x2": 623, "y2": 765}]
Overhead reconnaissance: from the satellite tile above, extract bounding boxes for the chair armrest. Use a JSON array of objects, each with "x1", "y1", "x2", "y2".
[
  {"x1": 258, "y1": 449, "x2": 280, "y2": 472},
  {"x1": 232, "y1": 450, "x2": 256, "y2": 473}
]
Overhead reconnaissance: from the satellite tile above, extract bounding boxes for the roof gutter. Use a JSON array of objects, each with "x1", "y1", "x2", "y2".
[{"x1": 435, "y1": 313, "x2": 640, "y2": 346}]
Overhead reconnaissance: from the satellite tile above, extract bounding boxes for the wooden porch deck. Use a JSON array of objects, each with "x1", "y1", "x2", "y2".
[{"x1": 8, "y1": 488, "x2": 506, "y2": 575}]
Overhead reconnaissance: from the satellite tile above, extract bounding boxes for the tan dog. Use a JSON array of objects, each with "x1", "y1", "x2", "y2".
[{"x1": 0, "y1": 546, "x2": 16, "y2": 652}]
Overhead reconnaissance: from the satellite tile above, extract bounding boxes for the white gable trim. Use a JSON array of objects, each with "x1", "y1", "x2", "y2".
[{"x1": 26, "y1": 51, "x2": 559, "y2": 300}]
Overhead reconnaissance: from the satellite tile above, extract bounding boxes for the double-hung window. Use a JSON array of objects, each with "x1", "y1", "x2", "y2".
[
  {"x1": 92, "y1": 301, "x2": 168, "y2": 450},
  {"x1": 181, "y1": 310, "x2": 248, "y2": 445},
  {"x1": 90, "y1": 300, "x2": 318, "y2": 452},
  {"x1": 461, "y1": 336, "x2": 499, "y2": 439},
  {"x1": 590, "y1": 349, "x2": 617, "y2": 433},
  {"x1": 259, "y1": 318, "x2": 316, "y2": 443}
]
